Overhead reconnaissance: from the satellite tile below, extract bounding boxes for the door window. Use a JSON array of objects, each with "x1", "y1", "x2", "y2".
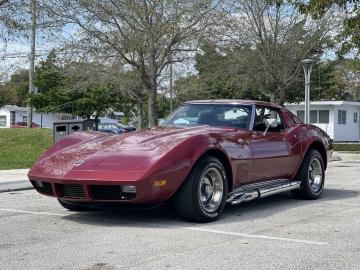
[
  {"x1": 310, "y1": 110, "x2": 318, "y2": 123},
  {"x1": 253, "y1": 106, "x2": 284, "y2": 132},
  {"x1": 319, "y1": 110, "x2": 329, "y2": 123},
  {"x1": 338, "y1": 110, "x2": 346, "y2": 124},
  {"x1": 0, "y1": 115, "x2": 6, "y2": 126}
]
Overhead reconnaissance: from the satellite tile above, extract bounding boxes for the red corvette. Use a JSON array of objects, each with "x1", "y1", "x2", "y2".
[{"x1": 28, "y1": 100, "x2": 333, "y2": 222}]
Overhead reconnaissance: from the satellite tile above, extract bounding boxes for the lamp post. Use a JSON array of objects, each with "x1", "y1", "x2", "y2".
[
  {"x1": 27, "y1": 0, "x2": 36, "y2": 128},
  {"x1": 301, "y1": 59, "x2": 314, "y2": 124}
]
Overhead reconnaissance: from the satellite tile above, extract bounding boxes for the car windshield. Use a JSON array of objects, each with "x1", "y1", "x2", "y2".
[{"x1": 162, "y1": 104, "x2": 252, "y2": 129}]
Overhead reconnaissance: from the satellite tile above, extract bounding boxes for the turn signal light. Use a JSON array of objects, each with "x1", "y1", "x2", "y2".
[{"x1": 153, "y1": 179, "x2": 167, "y2": 187}]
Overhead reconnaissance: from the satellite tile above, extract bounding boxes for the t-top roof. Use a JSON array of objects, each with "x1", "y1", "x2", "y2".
[
  {"x1": 285, "y1": 100, "x2": 360, "y2": 107},
  {"x1": 183, "y1": 99, "x2": 283, "y2": 109}
]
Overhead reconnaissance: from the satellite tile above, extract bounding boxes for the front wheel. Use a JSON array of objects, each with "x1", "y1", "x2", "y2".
[
  {"x1": 175, "y1": 156, "x2": 228, "y2": 222},
  {"x1": 292, "y1": 149, "x2": 325, "y2": 200}
]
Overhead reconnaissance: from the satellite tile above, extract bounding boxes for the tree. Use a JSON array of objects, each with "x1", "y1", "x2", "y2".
[
  {"x1": 30, "y1": 58, "x2": 124, "y2": 119},
  {"x1": 295, "y1": 0, "x2": 359, "y2": 56},
  {"x1": 195, "y1": 43, "x2": 268, "y2": 100},
  {"x1": 173, "y1": 75, "x2": 207, "y2": 103},
  {"x1": 0, "y1": 83, "x2": 15, "y2": 107},
  {"x1": 0, "y1": 1, "x2": 28, "y2": 41},
  {"x1": 0, "y1": 69, "x2": 29, "y2": 107},
  {"x1": 29, "y1": 52, "x2": 139, "y2": 121},
  {"x1": 34, "y1": 50, "x2": 65, "y2": 93},
  {"x1": 0, "y1": 1, "x2": 29, "y2": 81},
  {"x1": 218, "y1": 0, "x2": 335, "y2": 103},
  {"x1": 43, "y1": 0, "x2": 222, "y2": 127},
  {"x1": 113, "y1": 69, "x2": 147, "y2": 129}
]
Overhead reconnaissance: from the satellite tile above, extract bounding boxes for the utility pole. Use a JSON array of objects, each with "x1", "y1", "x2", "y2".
[
  {"x1": 301, "y1": 59, "x2": 314, "y2": 124},
  {"x1": 27, "y1": 0, "x2": 36, "y2": 128},
  {"x1": 169, "y1": 54, "x2": 173, "y2": 112}
]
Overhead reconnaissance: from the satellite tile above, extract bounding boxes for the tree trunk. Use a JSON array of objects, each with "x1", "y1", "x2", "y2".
[
  {"x1": 136, "y1": 101, "x2": 144, "y2": 130},
  {"x1": 148, "y1": 83, "x2": 157, "y2": 128},
  {"x1": 278, "y1": 88, "x2": 285, "y2": 105},
  {"x1": 270, "y1": 92, "x2": 276, "y2": 103}
]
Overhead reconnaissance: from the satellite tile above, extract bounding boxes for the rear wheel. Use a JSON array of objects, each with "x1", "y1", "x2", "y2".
[
  {"x1": 57, "y1": 199, "x2": 94, "y2": 211},
  {"x1": 175, "y1": 156, "x2": 228, "y2": 222},
  {"x1": 292, "y1": 149, "x2": 325, "y2": 200}
]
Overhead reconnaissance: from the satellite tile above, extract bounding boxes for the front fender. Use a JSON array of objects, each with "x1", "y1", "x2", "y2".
[{"x1": 146, "y1": 134, "x2": 229, "y2": 201}]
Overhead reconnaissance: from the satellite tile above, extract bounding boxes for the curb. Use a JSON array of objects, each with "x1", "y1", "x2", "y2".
[
  {"x1": 329, "y1": 155, "x2": 342, "y2": 162},
  {"x1": 0, "y1": 181, "x2": 33, "y2": 193}
]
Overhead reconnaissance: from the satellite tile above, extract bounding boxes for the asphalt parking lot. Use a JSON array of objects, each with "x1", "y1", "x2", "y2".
[{"x1": 1, "y1": 159, "x2": 360, "y2": 270}]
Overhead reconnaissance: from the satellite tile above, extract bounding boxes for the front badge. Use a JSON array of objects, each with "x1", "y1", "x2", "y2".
[{"x1": 73, "y1": 159, "x2": 85, "y2": 166}]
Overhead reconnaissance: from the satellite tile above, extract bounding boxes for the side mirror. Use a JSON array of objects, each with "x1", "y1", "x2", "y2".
[
  {"x1": 264, "y1": 118, "x2": 278, "y2": 128},
  {"x1": 263, "y1": 118, "x2": 278, "y2": 136}
]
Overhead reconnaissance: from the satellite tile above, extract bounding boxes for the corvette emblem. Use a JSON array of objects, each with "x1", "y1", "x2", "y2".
[{"x1": 73, "y1": 159, "x2": 85, "y2": 166}]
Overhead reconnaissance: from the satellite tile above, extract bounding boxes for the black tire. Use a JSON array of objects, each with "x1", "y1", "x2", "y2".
[
  {"x1": 174, "y1": 156, "x2": 228, "y2": 222},
  {"x1": 292, "y1": 149, "x2": 325, "y2": 200},
  {"x1": 57, "y1": 198, "x2": 94, "y2": 211}
]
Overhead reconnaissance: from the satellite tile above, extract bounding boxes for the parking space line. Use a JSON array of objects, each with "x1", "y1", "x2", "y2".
[
  {"x1": 0, "y1": 208, "x2": 330, "y2": 246},
  {"x1": 184, "y1": 227, "x2": 328, "y2": 245},
  {"x1": 322, "y1": 201, "x2": 360, "y2": 207},
  {"x1": 0, "y1": 208, "x2": 66, "y2": 216}
]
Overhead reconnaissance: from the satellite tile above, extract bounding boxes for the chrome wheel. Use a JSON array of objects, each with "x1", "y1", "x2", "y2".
[
  {"x1": 308, "y1": 157, "x2": 323, "y2": 192},
  {"x1": 198, "y1": 167, "x2": 224, "y2": 213}
]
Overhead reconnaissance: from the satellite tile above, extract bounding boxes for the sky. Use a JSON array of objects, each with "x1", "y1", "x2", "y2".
[
  {"x1": 0, "y1": 22, "x2": 77, "y2": 81},
  {"x1": 0, "y1": 2, "x2": 353, "y2": 83}
]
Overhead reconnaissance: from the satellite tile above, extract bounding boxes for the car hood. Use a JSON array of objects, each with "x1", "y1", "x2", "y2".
[{"x1": 29, "y1": 125, "x2": 218, "y2": 178}]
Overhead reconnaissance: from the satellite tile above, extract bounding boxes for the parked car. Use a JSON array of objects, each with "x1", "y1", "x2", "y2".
[
  {"x1": 12, "y1": 122, "x2": 41, "y2": 128},
  {"x1": 28, "y1": 100, "x2": 333, "y2": 222},
  {"x1": 98, "y1": 123, "x2": 136, "y2": 134},
  {"x1": 117, "y1": 123, "x2": 136, "y2": 132}
]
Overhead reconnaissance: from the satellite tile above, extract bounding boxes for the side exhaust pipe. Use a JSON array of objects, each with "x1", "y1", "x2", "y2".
[{"x1": 227, "y1": 180, "x2": 301, "y2": 205}]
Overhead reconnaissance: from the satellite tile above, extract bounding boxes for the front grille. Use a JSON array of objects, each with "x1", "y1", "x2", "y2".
[
  {"x1": 56, "y1": 184, "x2": 85, "y2": 199},
  {"x1": 90, "y1": 185, "x2": 136, "y2": 200},
  {"x1": 31, "y1": 181, "x2": 54, "y2": 195}
]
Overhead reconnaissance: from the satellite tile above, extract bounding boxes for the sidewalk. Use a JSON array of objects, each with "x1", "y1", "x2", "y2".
[
  {"x1": 337, "y1": 152, "x2": 360, "y2": 161},
  {"x1": 0, "y1": 169, "x2": 32, "y2": 193}
]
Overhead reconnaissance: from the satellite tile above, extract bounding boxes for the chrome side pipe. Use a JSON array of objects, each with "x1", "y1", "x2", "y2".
[{"x1": 227, "y1": 181, "x2": 301, "y2": 205}]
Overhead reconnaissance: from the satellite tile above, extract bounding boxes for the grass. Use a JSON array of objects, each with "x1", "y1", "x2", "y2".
[
  {"x1": 0, "y1": 128, "x2": 53, "y2": 170},
  {"x1": 333, "y1": 143, "x2": 360, "y2": 152}
]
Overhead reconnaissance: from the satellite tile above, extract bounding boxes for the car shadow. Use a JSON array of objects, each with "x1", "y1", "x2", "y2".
[
  {"x1": 61, "y1": 188, "x2": 359, "y2": 228},
  {"x1": 219, "y1": 188, "x2": 359, "y2": 224}
]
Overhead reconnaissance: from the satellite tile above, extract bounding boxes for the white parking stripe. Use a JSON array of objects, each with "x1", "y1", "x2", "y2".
[
  {"x1": 0, "y1": 208, "x2": 328, "y2": 245},
  {"x1": 0, "y1": 208, "x2": 66, "y2": 216},
  {"x1": 184, "y1": 227, "x2": 328, "y2": 245},
  {"x1": 323, "y1": 201, "x2": 360, "y2": 207}
]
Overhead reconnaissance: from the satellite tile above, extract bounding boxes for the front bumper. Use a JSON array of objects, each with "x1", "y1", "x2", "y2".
[{"x1": 28, "y1": 174, "x2": 175, "y2": 204}]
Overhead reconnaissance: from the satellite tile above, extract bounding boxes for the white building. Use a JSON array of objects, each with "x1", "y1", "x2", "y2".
[
  {"x1": 285, "y1": 101, "x2": 360, "y2": 142},
  {"x1": 0, "y1": 105, "x2": 73, "y2": 128}
]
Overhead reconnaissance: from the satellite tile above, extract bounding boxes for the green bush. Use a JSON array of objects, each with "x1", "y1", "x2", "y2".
[{"x1": 0, "y1": 128, "x2": 52, "y2": 170}]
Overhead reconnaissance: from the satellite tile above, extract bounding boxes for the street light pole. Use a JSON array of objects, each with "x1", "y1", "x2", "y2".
[
  {"x1": 27, "y1": 0, "x2": 36, "y2": 128},
  {"x1": 301, "y1": 59, "x2": 314, "y2": 124}
]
